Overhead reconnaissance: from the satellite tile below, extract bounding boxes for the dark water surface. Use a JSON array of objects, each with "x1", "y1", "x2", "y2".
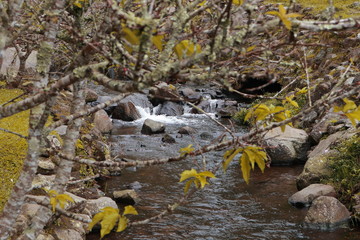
[{"x1": 87, "y1": 114, "x2": 359, "y2": 240}]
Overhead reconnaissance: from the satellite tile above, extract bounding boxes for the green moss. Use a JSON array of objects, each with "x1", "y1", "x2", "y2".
[
  {"x1": 0, "y1": 89, "x2": 29, "y2": 212},
  {"x1": 323, "y1": 135, "x2": 360, "y2": 209},
  {"x1": 265, "y1": 0, "x2": 360, "y2": 18},
  {"x1": 232, "y1": 108, "x2": 249, "y2": 126}
]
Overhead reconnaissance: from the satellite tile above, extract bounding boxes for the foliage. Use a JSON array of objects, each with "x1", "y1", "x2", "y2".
[
  {"x1": 324, "y1": 135, "x2": 360, "y2": 207},
  {"x1": 179, "y1": 169, "x2": 216, "y2": 194},
  {"x1": 266, "y1": 4, "x2": 302, "y2": 30},
  {"x1": 88, "y1": 206, "x2": 138, "y2": 238},
  {"x1": 179, "y1": 144, "x2": 195, "y2": 156},
  {"x1": 45, "y1": 189, "x2": 75, "y2": 212},
  {"x1": 334, "y1": 98, "x2": 360, "y2": 127},
  {"x1": 0, "y1": 89, "x2": 28, "y2": 211},
  {"x1": 223, "y1": 146, "x2": 267, "y2": 184}
]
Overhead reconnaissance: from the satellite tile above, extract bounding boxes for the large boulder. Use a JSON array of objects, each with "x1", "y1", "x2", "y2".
[
  {"x1": 262, "y1": 126, "x2": 310, "y2": 165},
  {"x1": 155, "y1": 101, "x2": 184, "y2": 116},
  {"x1": 296, "y1": 130, "x2": 356, "y2": 190},
  {"x1": 288, "y1": 184, "x2": 336, "y2": 208},
  {"x1": 120, "y1": 93, "x2": 153, "y2": 109},
  {"x1": 112, "y1": 102, "x2": 141, "y2": 121},
  {"x1": 85, "y1": 197, "x2": 118, "y2": 217},
  {"x1": 304, "y1": 196, "x2": 350, "y2": 229},
  {"x1": 141, "y1": 119, "x2": 165, "y2": 135},
  {"x1": 94, "y1": 109, "x2": 113, "y2": 133}
]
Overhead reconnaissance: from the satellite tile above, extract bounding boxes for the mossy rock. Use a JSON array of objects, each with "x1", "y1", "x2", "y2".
[{"x1": 0, "y1": 89, "x2": 29, "y2": 211}]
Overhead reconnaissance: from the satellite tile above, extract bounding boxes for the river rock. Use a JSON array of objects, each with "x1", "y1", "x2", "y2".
[
  {"x1": 262, "y1": 126, "x2": 310, "y2": 165},
  {"x1": 162, "y1": 133, "x2": 176, "y2": 143},
  {"x1": 179, "y1": 87, "x2": 201, "y2": 102},
  {"x1": 121, "y1": 93, "x2": 153, "y2": 109},
  {"x1": 85, "y1": 197, "x2": 118, "y2": 216},
  {"x1": 53, "y1": 228, "x2": 83, "y2": 240},
  {"x1": 178, "y1": 126, "x2": 196, "y2": 135},
  {"x1": 141, "y1": 119, "x2": 165, "y2": 135},
  {"x1": 288, "y1": 184, "x2": 336, "y2": 208},
  {"x1": 156, "y1": 101, "x2": 184, "y2": 116},
  {"x1": 57, "y1": 213, "x2": 91, "y2": 236},
  {"x1": 113, "y1": 189, "x2": 140, "y2": 204},
  {"x1": 296, "y1": 130, "x2": 356, "y2": 190},
  {"x1": 304, "y1": 196, "x2": 350, "y2": 229},
  {"x1": 84, "y1": 88, "x2": 98, "y2": 102},
  {"x1": 94, "y1": 109, "x2": 113, "y2": 133},
  {"x1": 112, "y1": 102, "x2": 141, "y2": 121},
  {"x1": 309, "y1": 111, "x2": 352, "y2": 143},
  {"x1": 36, "y1": 233, "x2": 55, "y2": 240}
]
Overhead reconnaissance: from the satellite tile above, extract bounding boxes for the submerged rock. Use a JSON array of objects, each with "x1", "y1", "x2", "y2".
[
  {"x1": 263, "y1": 126, "x2": 310, "y2": 165},
  {"x1": 141, "y1": 119, "x2": 165, "y2": 135},
  {"x1": 304, "y1": 196, "x2": 350, "y2": 229},
  {"x1": 289, "y1": 184, "x2": 336, "y2": 208},
  {"x1": 162, "y1": 133, "x2": 176, "y2": 143},
  {"x1": 178, "y1": 126, "x2": 196, "y2": 135}
]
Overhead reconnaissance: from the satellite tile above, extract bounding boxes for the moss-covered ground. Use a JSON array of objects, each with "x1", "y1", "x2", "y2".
[
  {"x1": 265, "y1": 0, "x2": 360, "y2": 18},
  {"x1": 0, "y1": 88, "x2": 29, "y2": 211}
]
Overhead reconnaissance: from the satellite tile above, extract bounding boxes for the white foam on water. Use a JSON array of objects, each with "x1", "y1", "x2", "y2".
[{"x1": 135, "y1": 106, "x2": 187, "y2": 124}]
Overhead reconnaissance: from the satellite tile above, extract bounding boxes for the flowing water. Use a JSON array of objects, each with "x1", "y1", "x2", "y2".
[{"x1": 86, "y1": 107, "x2": 360, "y2": 240}]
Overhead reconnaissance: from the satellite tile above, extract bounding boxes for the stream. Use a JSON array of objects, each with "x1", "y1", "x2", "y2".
[{"x1": 86, "y1": 109, "x2": 360, "y2": 240}]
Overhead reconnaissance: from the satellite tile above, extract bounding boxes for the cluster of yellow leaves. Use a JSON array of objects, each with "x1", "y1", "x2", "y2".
[
  {"x1": 223, "y1": 146, "x2": 267, "y2": 184},
  {"x1": 334, "y1": 98, "x2": 360, "y2": 126},
  {"x1": 174, "y1": 40, "x2": 202, "y2": 60},
  {"x1": 88, "y1": 206, "x2": 138, "y2": 238},
  {"x1": 232, "y1": 0, "x2": 243, "y2": 5},
  {"x1": 179, "y1": 144, "x2": 195, "y2": 156},
  {"x1": 72, "y1": 0, "x2": 88, "y2": 8},
  {"x1": 244, "y1": 103, "x2": 292, "y2": 131},
  {"x1": 45, "y1": 189, "x2": 74, "y2": 212},
  {"x1": 266, "y1": 4, "x2": 302, "y2": 30},
  {"x1": 282, "y1": 95, "x2": 299, "y2": 108},
  {"x1": 121, "y1": 25, "x2": 164, "y2": 52},
  {"x1": 179, "y1": 169, "x2": 216, "y2": 194}
]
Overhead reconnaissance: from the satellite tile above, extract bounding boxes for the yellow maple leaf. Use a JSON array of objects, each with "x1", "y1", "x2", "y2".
[
  {"x1": 232, "y1": 0, "x2": 243, "y2": 5},
  {"x1": 45, "y1": 189, "x2": 74, "y2": 212},
  {"x1": 334, "y1": 98, "x2": 360, "y2": 126},
  {"x1": 244, "y1": 104, "x2": 271, "y2": 123},
  {"x1": 179, "y1": 169, "x2": 216, "y2": 194},
  {"x1": 266, "y1": 4, "x2": 302, "y2": 30},
  {"x1": 174, "y1": 40, "x2": 202, "y2": 60},
  {"x1": 239, "y1": 146, "x2": 267, "y2": 184},
  {"x1": 179, "y1": 144, "x2": 195, "y2": 156},
  {"x1": 282, "y1": 95, "x2": 299, "y2": 108},
  {"x1": 151, "y1": 34, "x2": 164, "y2": 51},
  {"x1": 222, "y1": 148, "x2": 242, "y2": 171}
]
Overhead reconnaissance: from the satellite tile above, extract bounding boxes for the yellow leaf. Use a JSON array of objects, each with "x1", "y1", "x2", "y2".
[
  {"x1": 100, "y1": 209, "x2": 120, "y2": 238},
  {"x1": 117, "y1": 216, "x2": 128, "y2": 232},
  {"x1": 246, "y1": 45, "x2": 256, "y2": 52},
  {"x1": 122, "y1": 27, "x2": 140, "y2": 45},
  {"x1": 283, "y1": 95, "x2": 299, "y2": 108},
  {"x1": 179, "y1": 168, "x2": 198, "y2": 182},
  {"x1": 197, "y1": 175, "x2": 209, "y2": 188},
  {"x1": 345, "y1": 107, "x2": 360, "y2": 126},
  {"x1": 342, "y1": 98, "x2": 357, "y2": 112},
  {"x1": 123, "y1": 205, "x2": 138, "y2": 215},
  {"x1": 245, "y1": 104, "x2": 271, "y2": 123},
  {"x1": 174, "y1": 40, "x2": 201, "y2": 60},
  {"x1": 232, "y1": 0, "x2": 243, "y2": 5},
  {"x1": 266, "y1": 4, "x2": 302, "y2": 30},
  {"x1": 88, "y1": 212, "x2": 105, "y2": 231},
  {"x1": 88, "y1": 207, "x2": 120, "y2": 238},
  {"x1": 151, "y1": 35, "x2": 164, "y2": 51},
  {"x1": 184, "y1": 178, "x2": 195, "y2": 194},
  {"x1": 56, "y1": 194, "x2": 74, "y2": 210},
  {"x1": 222, "y1": 148, "x2": 242, "y2": 171},
  {"x1": 179, "y1": 144, "x2": 195, "y2": 156},
  {"x1": 295, "y1": 87, "x2": 308, "y2": 95},
  {"x1": 50, "y1": 197, "x2": 57, "y2": 212},
  {"x1": 240, "y1": 151, "x2": 251, "y2": 184},
  {"x1": 197, "y1": 171, "x2": 216, "y2": 178}
]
